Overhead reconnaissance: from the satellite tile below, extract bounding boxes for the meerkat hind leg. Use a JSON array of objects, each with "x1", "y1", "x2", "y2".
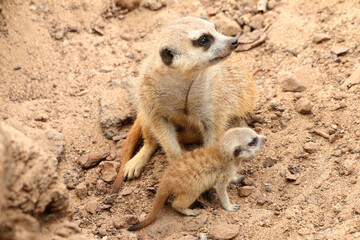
[
  {"x1": 123, "y1": 128, "x2": 158, "y2": 180},
  {"x1": 172, "y1": 195, "x2": 201, "y2": 216}
]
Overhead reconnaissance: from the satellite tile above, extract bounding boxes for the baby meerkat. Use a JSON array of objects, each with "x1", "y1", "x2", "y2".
[
  {"x1": 112, "y1": 16, "x2": 257, "y2": 193},
  {"x1": 127, "y1": 127, "x2": 266, "y2": 231}
]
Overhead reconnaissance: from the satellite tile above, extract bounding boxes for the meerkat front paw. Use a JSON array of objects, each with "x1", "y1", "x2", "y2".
[
  {"x1": 231, "y1": 174, "x2": 245, "y2": 184},
  {"x1": 123, "y1": 155, "x2": 147, "y2": 180},
  {"x1": 224, "y1": 204, "x2": 240, "y2": 212}
]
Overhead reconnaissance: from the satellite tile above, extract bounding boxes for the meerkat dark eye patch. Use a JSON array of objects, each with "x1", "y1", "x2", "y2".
[
  {"x1": 233, "y1": 146, "x2": 242, "y2": 157},
  {"x1": 192, "y1": 34, "x2": 214, "y2": 50},
  {"x1": 248, "y1": 137, "x2": 258, "y2": 147},
  {"x1": 160, "y1": 47, "x2": 175, "y2": 66}
]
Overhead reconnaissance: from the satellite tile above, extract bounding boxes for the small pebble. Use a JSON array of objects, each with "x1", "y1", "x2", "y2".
[{"x1": 296, "y1": 98, "x2": 313, "y2": 114}]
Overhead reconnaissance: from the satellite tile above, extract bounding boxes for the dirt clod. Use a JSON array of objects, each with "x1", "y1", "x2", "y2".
[
  {"x1": 209, "y1": 223, "x2": 239, "y2": 240},
  {"x1": 78, "y1": 152, "x2": 110, "y2": 169}
]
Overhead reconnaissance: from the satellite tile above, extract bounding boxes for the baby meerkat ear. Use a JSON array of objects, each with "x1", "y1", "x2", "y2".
[
  {"x1": 160, "y1": 47, "x2": 175, "y2": 66},
  {"x1": 233, "y1": 146, "x2": 242, "y2": 158}
]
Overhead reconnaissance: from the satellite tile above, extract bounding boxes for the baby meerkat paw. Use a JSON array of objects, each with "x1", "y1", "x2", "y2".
[
  {"x1": 231, "y1": 174, "x2": 245, "y2": 184},
  {"x1": 224, "y1": 204, "x2": 240, "y2": 212}
]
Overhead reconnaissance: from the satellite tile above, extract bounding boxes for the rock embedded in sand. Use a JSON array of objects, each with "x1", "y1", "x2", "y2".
[
  {"x1": 95, "y1": 180, "x2": 107, "y2": 195},
  {"x1": 313, "y1": 33, "x2": 331, "y2": 44},
  {"x1": 267, "y1": 0, "x2": 276, "y2": 10},
  {"x1": 282, "y1": 74, "x2": 307, "y2": 92},
  {"x1": 206, "y1": 7, "x2": 218, "y2": 16},
  {"x1": 242, "y1": 177, "x2": 255, "y2": 186},
  {"x1": 295, "y1": 98, "x2": 313, "y2": 114},
  {"x1": 238, "y1": 186, "x2": 255, "y2": 197},
  {"x1": 85, "y1": 200, "x2": 98, "y2": 214},
  {"x1": 141, "y1": 0, "x2": 166, "y2": 11},
  {"x1": 263, "y1": 157, "x2": 277, "y2": 168},
  {"x1": 113, "y1": 216, "x2": 127, "y2": 229},
  {"x1": 341, "y1": 157, "x2": 357, "y2": 176},
  {"x1": 78, "y1": 152, "x2": 110, "y2": 169},
  {"x1": 303, "y1": 142, "x2": 317, "y2": 153},
  {"x1": 249, "y1": 14, "x2": 264, "y2": 30},
  {"x1": 331, "y1": 45, "x2": 349, "y2": 56},
  {"x1": 210, "y1": 13, "x2": 241, "y2": 36},
  {"x1": 209, "y1": 223, "x2": 240, "y2": 240},
  {"x1": 285, "y1": 172, "x2": 297, "y2": 181},
  {"x1": 75, "y1": 182, "x2": 87, "y2": 200},
  {"x1": 63, "y1": 171, "x2": 79, "y2": 189},
  {"x1": 99, "y1": 88, "x2": 136, "y2": 140},
  {"x1": 125, "y1": 214, "x2": 140, "y2": 225},
  {"x1": 99, "y1": 161, "x2": 120, "y2": 183}
]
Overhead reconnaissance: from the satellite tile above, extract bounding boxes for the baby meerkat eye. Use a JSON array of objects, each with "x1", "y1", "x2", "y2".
[
  {"x1": 248, "y1": 137, "x2": 258, "y2": 147},
  {"x1": 233, "y1": 146, "x2": 242, "y2": 157}
]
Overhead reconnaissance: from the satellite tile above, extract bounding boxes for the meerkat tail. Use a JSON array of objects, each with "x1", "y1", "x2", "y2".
[
  {"x1": 128, "y1": 186, "x2": 169, "y2": 231},
  {"x1": 111, "y1": 117, "x2": 142, "y2": 193}
]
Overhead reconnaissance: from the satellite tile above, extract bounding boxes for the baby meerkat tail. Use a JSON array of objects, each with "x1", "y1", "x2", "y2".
[
  {"x1": 128, "y1": 185, "x2": 169, "y2": 231},
  {"x1": 111, "y1": 118, "x2": 142, "y2": 193}
]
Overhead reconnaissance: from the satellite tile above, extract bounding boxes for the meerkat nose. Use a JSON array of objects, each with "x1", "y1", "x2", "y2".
[{"x1": 230, "y1": 38, "x2": 238, "y2": 49}]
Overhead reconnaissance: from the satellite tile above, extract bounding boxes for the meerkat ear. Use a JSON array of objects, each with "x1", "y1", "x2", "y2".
[
  {"x1": 233, "y1": 146, "x2": 242, "y2": 158},
  {"x1": 160, "y1": 47, "x2": 175, "y2": 66}
]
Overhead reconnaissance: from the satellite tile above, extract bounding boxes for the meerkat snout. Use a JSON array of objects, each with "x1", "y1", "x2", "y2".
[{"x1": 230, "y1": 38, "x2": 239, "y2": 50}]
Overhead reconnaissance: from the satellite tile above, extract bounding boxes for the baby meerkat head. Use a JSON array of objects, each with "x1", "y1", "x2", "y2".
[
  {"x1": 221, "y1": 127, "x2": 266, "y2": 162},
  {"x1": 156, "y1": 17, "x2": 239, "y2": 73}
]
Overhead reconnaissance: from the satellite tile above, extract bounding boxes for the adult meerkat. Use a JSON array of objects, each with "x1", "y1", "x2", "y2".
[
  {"x1": 111, "y1": 17, "x2": 257, "y2": 193},
  {"x1": 127, "y1": 127, "x2": 266, "y2": 231}
]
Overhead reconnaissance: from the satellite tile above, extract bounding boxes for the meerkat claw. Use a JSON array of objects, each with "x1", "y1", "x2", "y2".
[{"x1": 226, "y1": 204, "x2": 240, "y2": 212}]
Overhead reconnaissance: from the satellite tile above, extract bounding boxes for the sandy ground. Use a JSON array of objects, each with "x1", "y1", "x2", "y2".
[{"x1": 1, "y1": 0, "x2": 360, "y2": 239}]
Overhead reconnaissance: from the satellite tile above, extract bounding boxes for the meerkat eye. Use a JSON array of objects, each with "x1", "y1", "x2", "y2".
[
  {"x1": 233, "y1": 147, "x2": 242, "y2": 157},
  {"x1": 192, "y1": 34, "x2": 214, "y2": 49},
  {"x1": 198, "y1": 36, "x2": 210, "y2": 46},
  {"x1": 248, "y1": 137, "x2": 258, "y2": 147}
]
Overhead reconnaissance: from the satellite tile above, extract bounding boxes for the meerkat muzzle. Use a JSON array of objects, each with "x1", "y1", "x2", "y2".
[{"x1": 230, "y1": 38, "x2": 239, "y2": 50}]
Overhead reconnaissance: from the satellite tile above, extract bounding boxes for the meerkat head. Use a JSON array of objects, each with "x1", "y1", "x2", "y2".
[
  {"x1": 155, "y1": 17, "x2": 239, "y2": 73},
  {"x1": 221, "y1": 127, "x2": 266, "y2": 162}
]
